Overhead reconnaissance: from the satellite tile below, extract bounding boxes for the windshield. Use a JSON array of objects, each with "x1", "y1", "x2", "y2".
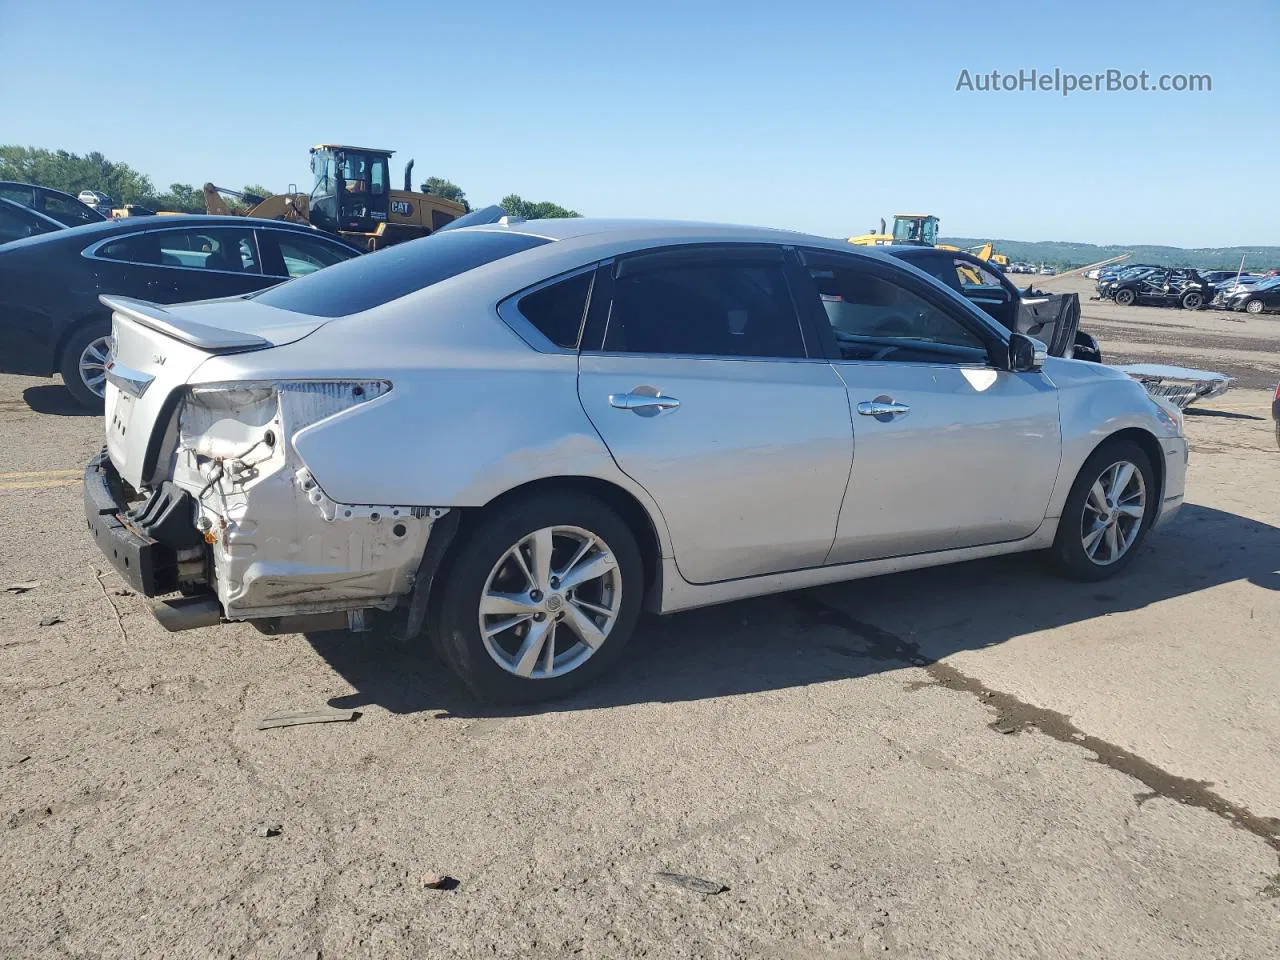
[
  {"x1": 250, "y1": 228, "x2": 552, "y2": 317},
  {"x1": 892, "y1": 217, "x2": 938, "y2": 245}
]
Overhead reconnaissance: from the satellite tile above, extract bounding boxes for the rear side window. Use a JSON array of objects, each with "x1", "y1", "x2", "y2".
[
  {"x1": 603, "y1": 255, "x2": 805, "y2": 358},
  {"x1": 515, "y1": 271, "x2": 592, "y2": 348},
  {"x1": 251, "y1": 229, "x2": 551, "y2": 317}
]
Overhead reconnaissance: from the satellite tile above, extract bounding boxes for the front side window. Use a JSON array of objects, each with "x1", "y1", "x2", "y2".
[
  {"x1": 954, "y1": 258, "x2": 1003, "y2": 289},
  {"x1": 603, "y1": 254, "x2": 805, "y2": 358},
  {"x1": 806, "y1": 255, "x2": 988, "y2": 364},
  {"x1": 41, "y1": 193, "x2": 103, "y2": 226}
]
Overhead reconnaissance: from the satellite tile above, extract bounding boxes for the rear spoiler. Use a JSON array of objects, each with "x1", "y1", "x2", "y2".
[{"x1": 99, "y1": 295, "x2": 268, "y2": 351}]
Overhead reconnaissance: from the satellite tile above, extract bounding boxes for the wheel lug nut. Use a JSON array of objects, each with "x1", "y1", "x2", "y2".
[
  {"x1": 534, "y1": 612, "x2": 546, "y2": 622},
  {"x1": 549, "y1": 577, "x2": 560, "y2": 589},
  {"x1": 530, "y1": 590, "x2": 543, "y2": 602}
]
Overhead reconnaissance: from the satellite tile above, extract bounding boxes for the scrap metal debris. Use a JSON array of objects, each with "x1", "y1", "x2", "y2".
[
  {"x1": 654, "y1": 872, "x2": 729, "y2": 895},
  {"x1": 257, "y1": 708, "x2": 361, "y2": 730},
  {"x1": 422, "y1": 872, "x2": 459, "y2": 890},
  {"x1": 255, "y1": 823, "x2": 282, "y2": 838},
  {"x1": 4, "y1": 581, "x2": 39, "y2": 594},
  {"x1": 1113, "y1": 363, "x2": 1233, "y2": 410},
  {"x1": 38, "y1": 615, "x2": 63, "y2": 627}
]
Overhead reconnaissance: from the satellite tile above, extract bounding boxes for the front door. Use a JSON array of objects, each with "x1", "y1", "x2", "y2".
[
  {"x1": 795, "y1": 249, "x2": 1061, "y2": 564},
  {"x1": 577, "y1": 246, "x2": 853, "y2": 584}
]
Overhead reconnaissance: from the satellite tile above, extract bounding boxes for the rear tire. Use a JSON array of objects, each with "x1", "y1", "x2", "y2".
[
  {"x1": 431, "y1": 492, "x2": 644, "y2": 704},
  {"x1": 58, "y1": 320, "x2": 112, "y2": 409},
  {"x1": 1114, "y1": 288, "x2": 1136, "y2": 306},
  {"x1": 1050, "y1": 439, "x2": 1157, "y2": 582},
  {"x1": 1180, "y1": 290, "x2": 1204, "y2": 310}
]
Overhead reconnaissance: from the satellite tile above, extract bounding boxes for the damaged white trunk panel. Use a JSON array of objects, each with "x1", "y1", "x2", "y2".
[{"x1": 163, "y1": 380, "x2": 444, "y2": 620}]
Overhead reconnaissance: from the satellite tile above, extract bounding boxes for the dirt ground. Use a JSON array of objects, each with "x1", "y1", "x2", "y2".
[{"x1": 2, "y1": 296, "x2": 1279, "y2": 959}]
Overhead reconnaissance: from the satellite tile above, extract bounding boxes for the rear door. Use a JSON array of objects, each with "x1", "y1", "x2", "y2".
[
  {"x1": 576, "y1": 245, "x2": 853, "y2": 584},
  {"x1": 94, "y1": 226, "x2": 271, "y2": 302},
  {"x1": 795, "y1": 249, "x2": 1061, "y2": 563}
]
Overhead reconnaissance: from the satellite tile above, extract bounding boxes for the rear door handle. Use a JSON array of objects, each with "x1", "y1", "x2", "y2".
[
  {"x1": 608, "y1": 392, "x2": 681, "y2": 416},
  {"x1": 856, "y1": 399, "x2": 910, "y2": 418}
]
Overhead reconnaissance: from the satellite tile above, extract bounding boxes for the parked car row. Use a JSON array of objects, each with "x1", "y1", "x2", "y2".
[
  {"x1": 1005, "y1": 262, "x2": 1056, "y2": 275},
  {"x1": 1092, "y1": 262, "x2": 1279, "y2": 314},
  {"x1": 1095, "y1": 266, "x2": 1215, "y2": 310}
]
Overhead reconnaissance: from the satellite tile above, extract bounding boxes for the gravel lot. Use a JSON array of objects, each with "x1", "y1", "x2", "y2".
[{"x1": 2, "y1": 296, "x2": 1279, "y2": 959}]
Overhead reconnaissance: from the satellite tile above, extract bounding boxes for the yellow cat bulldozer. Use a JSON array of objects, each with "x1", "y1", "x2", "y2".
[{"x1": 203, "y1": 145, "x2": 467, "y2": 251}]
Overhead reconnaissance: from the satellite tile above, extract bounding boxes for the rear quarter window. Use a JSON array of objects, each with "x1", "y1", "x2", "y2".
[{"x1": 250, "y1": 229, "x2": 551, "y2": 317}]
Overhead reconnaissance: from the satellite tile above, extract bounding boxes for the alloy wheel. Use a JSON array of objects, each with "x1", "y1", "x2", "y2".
[
  {"x1": 1080, "y1": 460, "x2": 1147, "y2": 565},
  {"x1": 1183, "y1": 292, "x2": 1203, "y2": 309},
  {"x1": 1246, "y1": 299, "x2": 1264, "y2": 315},
  {"x1": 78, "y1": 336, "x2": 112, "y2": 398},
  {"x1": 478, "y1": 525, "x2": 622, "y2": 679}
]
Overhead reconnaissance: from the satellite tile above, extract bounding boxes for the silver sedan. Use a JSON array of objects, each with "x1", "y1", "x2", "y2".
[{"x1": 86, "y1": 219, "x2": 1188, "y2": 702}]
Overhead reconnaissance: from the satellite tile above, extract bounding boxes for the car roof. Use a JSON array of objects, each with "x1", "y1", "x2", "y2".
[{"x1": 474, "y1": 217, "x2": 820, "y2": 245}]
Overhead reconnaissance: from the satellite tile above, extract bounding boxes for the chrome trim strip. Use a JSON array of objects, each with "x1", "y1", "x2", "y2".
[{"x1": 104, "y1": 359, "x2": 154, "y2": 398}]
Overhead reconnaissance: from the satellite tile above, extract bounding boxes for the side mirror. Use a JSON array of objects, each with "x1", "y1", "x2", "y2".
[{"x1": 1008, "y1": 333, "x2": 1048, "y2": 372}]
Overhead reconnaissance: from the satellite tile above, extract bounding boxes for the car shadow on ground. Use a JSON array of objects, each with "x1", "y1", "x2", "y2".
[
  {"x1": 22, "y1": 384, "x2": 96, "y2": 417},
  {"x1": 307, "y1": 503, "x2": 1279, "y2": 719}
]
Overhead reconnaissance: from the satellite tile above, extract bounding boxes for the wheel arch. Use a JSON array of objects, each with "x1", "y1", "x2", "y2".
[
  {"x1": 52, "y1": 307, "x2": 112, "y2": 373},
  {"x1": 1086, "y1": 427, "x2": 1166, "y2": 510},
  {"x1": 462, "y1": 475, "x2": 667, "y2": 611}
]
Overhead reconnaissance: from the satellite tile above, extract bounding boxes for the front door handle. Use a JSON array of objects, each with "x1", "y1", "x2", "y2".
[
  {"x1": 608, "y1": 391, "x2": 681, "y2": 416},
  {"x1": 856, "y1": 399, "x2": 910, "y2": 418}
]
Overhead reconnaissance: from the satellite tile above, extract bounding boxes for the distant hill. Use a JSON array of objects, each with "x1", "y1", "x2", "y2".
[{"x1": 942, "y1": 237, "x2": 1280, "y2": 272}]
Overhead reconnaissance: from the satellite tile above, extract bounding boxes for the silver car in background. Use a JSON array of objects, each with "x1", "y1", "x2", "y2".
[{"x1": 85, "y1": 219, "x2": 1188, "y2": 702}]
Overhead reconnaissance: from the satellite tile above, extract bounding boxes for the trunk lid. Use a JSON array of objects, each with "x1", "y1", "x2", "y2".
[{"x1": 101, "y1": 295, "x2": 324, "y2": 488}]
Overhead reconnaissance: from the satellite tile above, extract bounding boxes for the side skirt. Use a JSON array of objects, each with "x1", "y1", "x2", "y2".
[{"x1": 656, "y1": 522, "x2": 1059, "y2": 614}]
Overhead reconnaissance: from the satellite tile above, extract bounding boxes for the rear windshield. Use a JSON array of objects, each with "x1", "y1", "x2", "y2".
[{"x1": 250, "y1": 229, "x2": 551, "y2": 317}]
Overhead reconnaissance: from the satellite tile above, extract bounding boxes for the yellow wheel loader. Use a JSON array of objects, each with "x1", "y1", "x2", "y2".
[
  {"x1": 204, "y1": 145, "x2": 468, "y2": 251},
  {"x1": 848, "y1": 214, "x2": 1009, "y2": 276}
]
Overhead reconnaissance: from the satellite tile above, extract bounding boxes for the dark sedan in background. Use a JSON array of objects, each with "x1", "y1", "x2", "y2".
[
  {"x1": 0, "y1": 215, "x2": 361, "y2": 405},
  {"x1": 1225, "y1": 275, "x2": 1280, "y2": 315},
  {"x1": 0, "y1": 181, "x2": 107, "y2": 227}
]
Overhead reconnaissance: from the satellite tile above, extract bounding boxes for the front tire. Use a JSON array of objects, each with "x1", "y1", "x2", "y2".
[
  {"x1": 1245, "y1": 299, "x2": 1265, "y2": 315},
  {"x1": 431, "y1": 492, "x2": 644, "y2": 704},
  {"x1": 1050, "y1": 439, "x2": 1157, "y2": 581},
  {"x1": 58, "y1": 320, "x2": 112, "y2": 409},
  {"x1": 1114, "y1": 288, "x2": 1136, "y2": 307}
]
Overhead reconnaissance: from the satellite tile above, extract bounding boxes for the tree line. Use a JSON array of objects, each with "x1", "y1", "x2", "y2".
[{"x1": 1, "y1": 146, "x2": 581, "y2": 220}]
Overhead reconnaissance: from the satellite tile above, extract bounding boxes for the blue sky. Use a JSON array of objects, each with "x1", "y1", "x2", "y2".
[{"x1": 1, "y1": 0, "x2": 1274, "y2": 247}]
